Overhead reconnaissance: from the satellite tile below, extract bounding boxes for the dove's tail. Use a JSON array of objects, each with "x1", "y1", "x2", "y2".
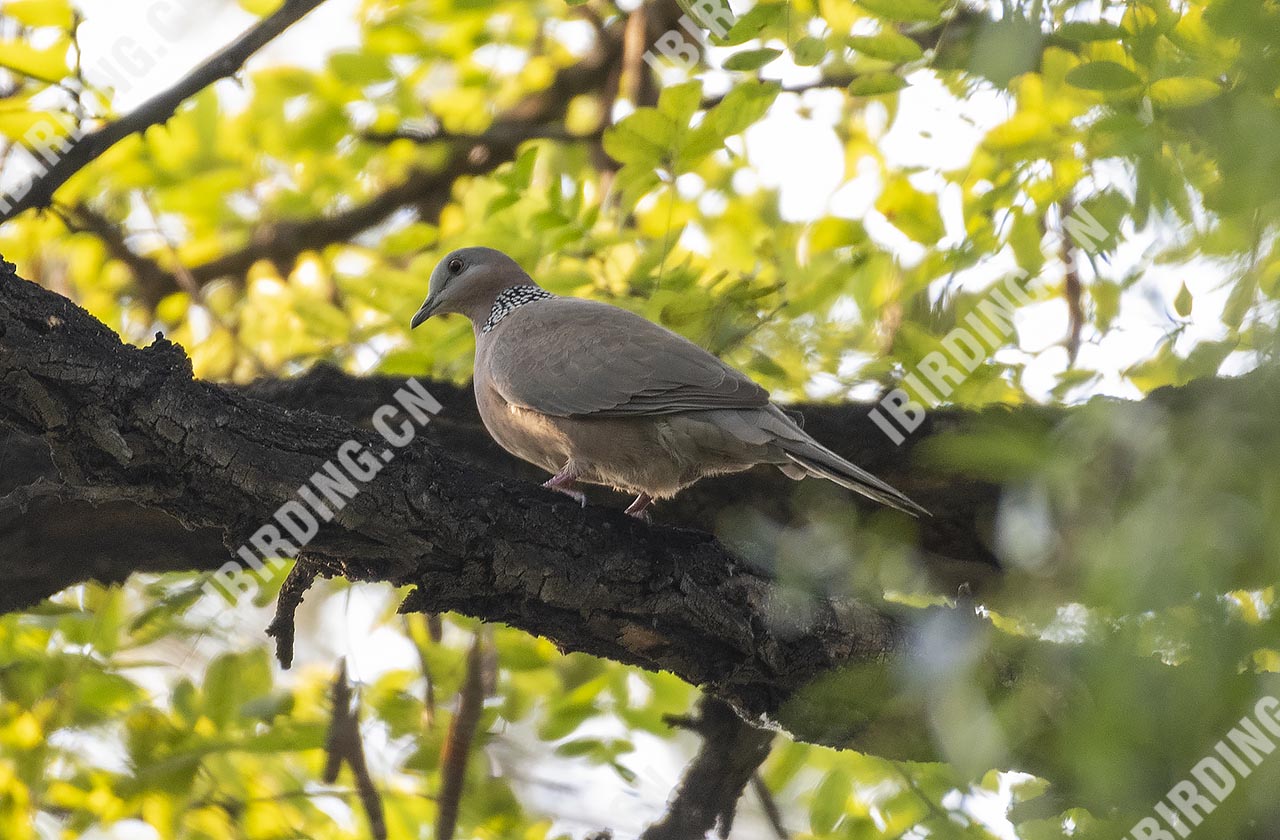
[{"x1": 778, "y1": 437, "x2": 930, "y2": 518}]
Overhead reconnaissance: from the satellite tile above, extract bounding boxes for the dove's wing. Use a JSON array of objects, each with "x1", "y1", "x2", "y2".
[{"x1": 482, "y1": 298, "x2": 769, "y2": 418}]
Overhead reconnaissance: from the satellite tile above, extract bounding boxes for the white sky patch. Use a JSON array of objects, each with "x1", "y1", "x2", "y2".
[
  {"x1": 743, "y1": 98, "x2": 844, "y2": 222},
  {"x1": 882, "y1": 71, "x2": 1011, "y2": 171},
  {"x1": 75, "y1": 0, "x2": 363, "y2": 112}
]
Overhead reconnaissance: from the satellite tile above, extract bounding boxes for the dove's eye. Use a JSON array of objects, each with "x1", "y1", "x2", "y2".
[{"x1": 448, "y1": 258, "x2": 464, "y2": 274}]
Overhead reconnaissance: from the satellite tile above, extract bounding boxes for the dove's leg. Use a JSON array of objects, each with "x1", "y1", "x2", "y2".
[
  {"x1": 543, "y1": 464, "x2": 586, "y2": 506},
  {"x1": 624, "y1": 492, "x2": 653, "y2": 519}
]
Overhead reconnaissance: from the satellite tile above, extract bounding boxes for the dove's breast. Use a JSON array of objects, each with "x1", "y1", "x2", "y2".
[{"x1": 472, "y1": 373, "x2": 568, "y2": 475}]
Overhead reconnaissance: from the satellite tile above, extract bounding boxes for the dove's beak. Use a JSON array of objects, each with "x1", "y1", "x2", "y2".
[{"x1": 410, "y1": 296, "x2": 439, "y2": 329}]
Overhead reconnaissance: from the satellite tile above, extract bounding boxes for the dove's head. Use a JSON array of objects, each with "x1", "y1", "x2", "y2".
[{"x1": 411, "y1": 247, "x2": 536, "y2": 328}]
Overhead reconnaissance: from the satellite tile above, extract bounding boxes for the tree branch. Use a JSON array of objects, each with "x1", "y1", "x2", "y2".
[
  {"x1": 0, "y1": 0, "x2": 329, "y2": 224},
  {"x1": 435, "y1": 633, "x2": 487, "y2": 840},
  {"x1": 62, "y1": 3, "x2": 637, "y2": 308},
  {"x1": 6, "y1": 258, "x2": 1280, "y2": 810},
  {"x1": 641, "y1": 696, "x2": 775, "y2": 840},
  {"x1": 323, "y1": 659, "x2": 387, "y2": 840},
  {"x1": 0, "y1": 255, "x2": 920, "y2": 741}
]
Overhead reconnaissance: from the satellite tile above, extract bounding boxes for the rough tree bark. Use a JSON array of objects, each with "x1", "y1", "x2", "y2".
[
  {"x1": 0, "y1": 258, "x2": 915, "y2": 726},
  {"x1": 4, "y1": 258, "x2": 1279, "y2": 811}
]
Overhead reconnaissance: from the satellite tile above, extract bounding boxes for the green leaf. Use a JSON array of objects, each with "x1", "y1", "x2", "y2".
[
  {"x1": 328, "y1": 51, "x2": 392, "y2": 85},
  {"x1": 968, "y1": 17, "x2": 1044, "y2": 87},
  {"x1": 1148, "y1": 76, "x2": 1221, "y2": 109},
  {"x1": 703, "y1": 79, "x2": 780, "y2": 138},
  {"x1": 1011, "y1": 774, "x2": 1052, "y2": 803},
  {"x1": 1092, "y1": 280, "x2": 1122, "y2": 330},
  {"x1": 603, "y1": 109, "x2": 678, "y2": 165},
  {"x1": 793, "y1": 36, "x2": 827, "y2": 66},
  {"x1": 72, "y1": 669, "x2": 143, "y2": 723},
  {"x1": 1180, "y1": 338, "x2": 1236, "y2": 381},
  {"x1": 128, "y1": 584, "x2": 203, "y2": 643},
  {"x1": 848, "y1": 72, "x2": 908, "y2": 96},
  {"x1": 0, "y1": 38, "x2": 69, "y2": 82},
  {"x1": 538, "y1": 700, "x2": 597, "y2": 741},
  {"x1": 876, "y1": 176, "x2": 944, "y2": 243},
  {"x1": 202, "y1": 649, "x2": 272, "y2": 726},
  {"x1": 502, "y1": 145, "x2": 539, "y2": 190},
  {"x1": 241, "y1": 692, "x2": 295, "y2": 723},
  {"x1": 722, "y1": 48, "x2": 782, "y2": 71},
  {"x1": 1174, "y1": 281, "x2": 1193, "y2": 317},
  {"x1": 0, "y1": 103, "x2": 68, "y2": 140},
  {"x1": 848, "y1": 30, "x2": 924, "y2": 63},
  {"x1": 613, "y1": 165, "x2": 662, "y2": 210},
  {"x1": 809, "y1": 767, "x2": 852, "y2": 834},
  {"x1": 657, "y1": 80, "x2": 703, "y2": 126},
  {"x1": 858, "y1": 0, "x2": 944, "y2": 23},
  {"x1": 1066, "y1": 61, "x2": 1142, "y2": 91},
  {"x1": 1009, "y1": 209, "x2": 1045, "y2": 273},
  {"x1": 676, "y1": 80, "x2": 780, "y2": 169},
  {"x1": 808, "y1": 218, "x2": 867, "y2": 251},
  {"x1": 721, "y1": 2, "x2": 787, "y2": 46},
  {"x1": 1057, "y1": 21, "x2": 1126, "y2": 41}
]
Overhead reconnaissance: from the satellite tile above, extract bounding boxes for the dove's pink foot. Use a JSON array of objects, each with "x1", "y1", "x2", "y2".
[
  {"x1": 625, "y1": 492, "x2": 653, "y2": 520},
  {"x1": 543, "y1": 466, "x2": 586, "y2": 506}
]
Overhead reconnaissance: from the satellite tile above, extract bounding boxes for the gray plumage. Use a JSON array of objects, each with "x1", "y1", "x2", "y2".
[{"x1": 411, "y1": 246, "x2": 927, "y2": 518}]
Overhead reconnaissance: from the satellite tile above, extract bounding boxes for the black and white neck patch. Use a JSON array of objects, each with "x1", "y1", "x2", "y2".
[{"x1": 483, "y1": 285, "x2": 555, "y2": 333}]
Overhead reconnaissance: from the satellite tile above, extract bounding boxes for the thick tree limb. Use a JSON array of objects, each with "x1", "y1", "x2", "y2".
[
  {"x1": 0, "y1": 297, "x2": 1006, "y2": 613},
  {"x1": 0, "y1": 0, "x2": 329, "y2": 224},
  {"x1": 8, "y1": 259, "x2": 1280, "y2": 812},
  {"x1": 0, "y1": 256, "x2": 924, "y2": 741}
]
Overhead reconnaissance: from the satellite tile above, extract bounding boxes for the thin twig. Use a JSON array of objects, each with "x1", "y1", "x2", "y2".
[
  {"x1": 323, "y1": 659, "x2": 388, "y2": 840},
  {"x1": 0, "y1": 0, "x2": 329, "y2": 223},
  {"x1": 435, "y1": 632, "x2": 488, "y2": 840},
  {"x1": 1059, "y1": 196, "x2": 1084, "y2": 364},
  {"x1": 403, "y1": 613, "x2": 439, "y2": 729},
  {"x1": 752, "y1": 773, "x2": 789, "y2": 839}
]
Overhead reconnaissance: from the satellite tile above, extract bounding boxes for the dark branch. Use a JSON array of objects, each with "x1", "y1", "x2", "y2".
[
  {"x1": 641, "y1": 696, "x2": 775, "y2": 840},
  {"x1": 6, "y1": 259, "x2": 1280, "y2": 810},
  {"x1": 323, "y1": 659, "x2": 387, "y2": 840},
  {"x1": 751, "y1": 774, "x2": 789, "y2": 839},
  {"x1": 0, "y1": 256, "x2": 919, "y2": 742},
  {"x1": 0, "y1": 0, "x2": 329, "y2": 224},
  {"x1": 58, "y1": 204, "x2": 176, "y2": 306},
  {"x1": 435, "y1": 633, "x2": 487, "y2": 840},
  {"x1": 266, "y1": 559, "x2": 321, "y2": 669}
]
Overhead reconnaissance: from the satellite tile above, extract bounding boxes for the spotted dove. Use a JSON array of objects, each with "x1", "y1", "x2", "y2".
[{"x1": 410, "y1": 247, "x2": 927, "y2": 519}]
